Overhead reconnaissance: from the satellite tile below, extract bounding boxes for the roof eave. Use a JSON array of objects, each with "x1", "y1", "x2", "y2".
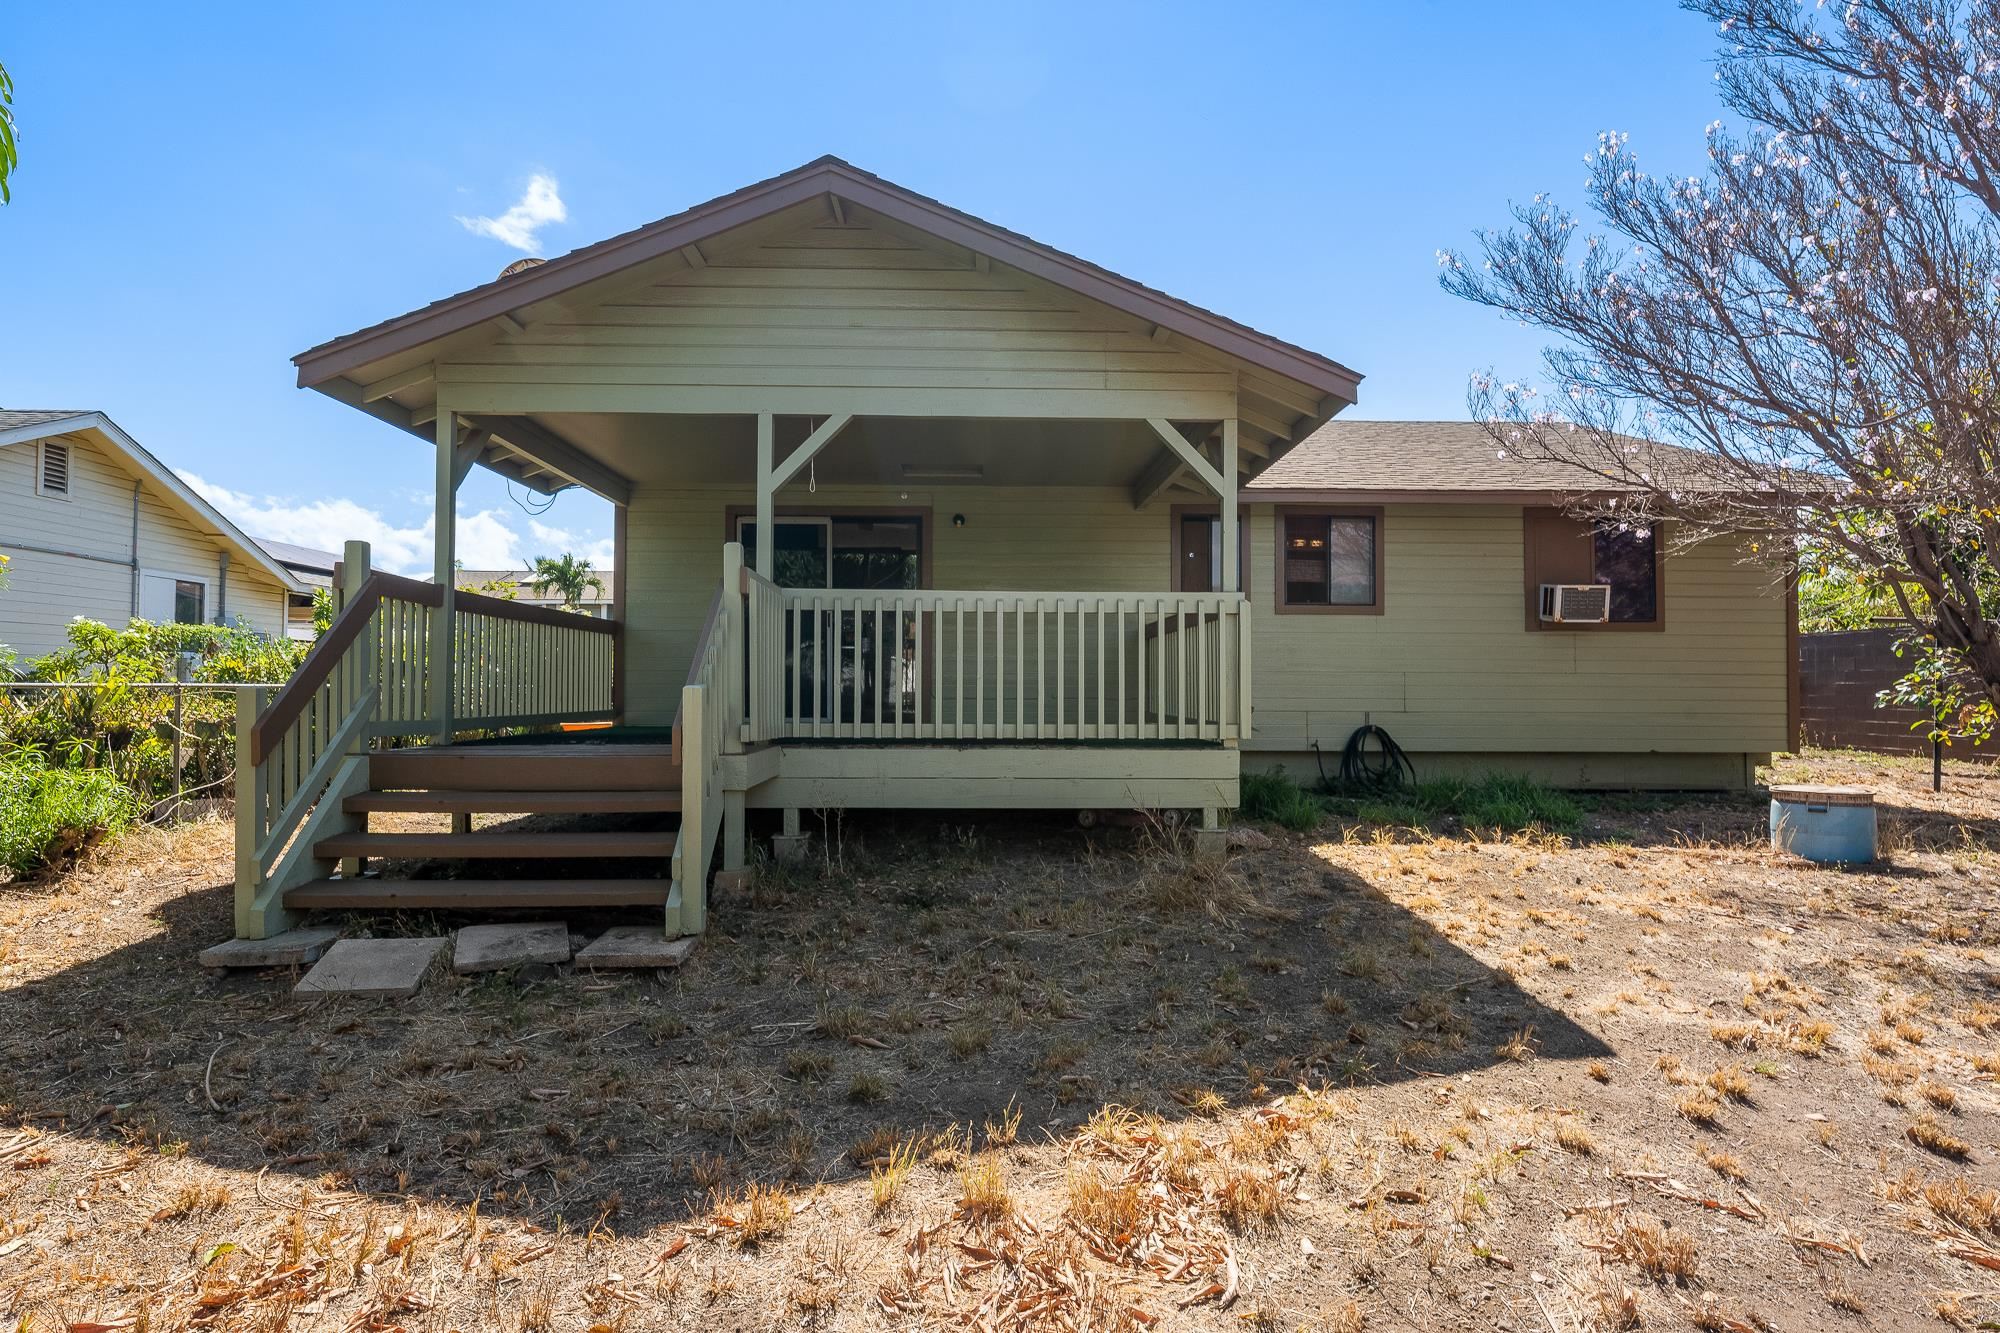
[
  {"x1": 293, "y1": 158, "x2": 1362, "y2": 405},
  {"x1": 1, "y1": 412, "x2": 309, "y2": 594}
]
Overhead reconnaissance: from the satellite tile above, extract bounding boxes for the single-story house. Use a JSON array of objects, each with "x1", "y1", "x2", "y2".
[
  {"x1": 226, "y1": 157, "x2": 1793, "y2": 941},
  {"x1": 0, "y1": 409, "x2": 306, "y2": 661},
  {"x1": 260, "y1": 540, "x2": 338, "y2": 640},
  {"x1": 443, "y1": 567, "x2": 617, "y2": 618}
]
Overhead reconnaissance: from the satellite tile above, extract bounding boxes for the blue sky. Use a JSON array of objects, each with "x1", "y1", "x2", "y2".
[{"x1": 3, "y1": 1, "x2": 1727, "y2": 573}]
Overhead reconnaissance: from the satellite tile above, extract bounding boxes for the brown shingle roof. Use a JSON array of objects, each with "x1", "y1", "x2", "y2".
[{"x1": 1246, "y1": 420, "x2": 1722, "y2": 497}]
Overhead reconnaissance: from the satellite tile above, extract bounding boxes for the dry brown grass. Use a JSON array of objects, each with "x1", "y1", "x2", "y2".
[
  {"x1": 1554, "y1": 1119, "x2": 1597, "y2": 1155},
  {"x1": 1907, "y1": 1111, "x2": 1972, "y2": 1160},
  {"x1": 1602, "y1": 1217, "x2": 1700, "y2": 1285},
  {"x1": 7, "y1": 754, "x2": 2000, "y2": 1329}
]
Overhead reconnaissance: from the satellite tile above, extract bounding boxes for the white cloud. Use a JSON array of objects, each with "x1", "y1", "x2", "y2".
[
  {"x1": 182, "y1": 473, "x2": 556, "y2": 576},
  {"x1": 456, "y1": 173, "x2": 566, "y2": 253},
  {"x1": 527, "y1": 519, "x2": 616, "y2": 568}
]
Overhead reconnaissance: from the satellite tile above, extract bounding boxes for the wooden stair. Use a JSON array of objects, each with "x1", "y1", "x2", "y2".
[{"x1": 284, "y1": 742, "x2": 682, "y2": 917}]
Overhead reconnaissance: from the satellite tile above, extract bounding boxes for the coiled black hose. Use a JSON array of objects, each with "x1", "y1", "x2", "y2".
[{"x1": 1315, "y1": 724, "x2": 1415, "y2": 794}]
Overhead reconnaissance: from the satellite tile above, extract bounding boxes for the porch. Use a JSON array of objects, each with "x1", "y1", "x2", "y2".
[
  {"x1": 251, "y1": 159, "x2": 1372, "y2": 939},
  {"x1": 232, "y1": 465, "x2": 1254, "y2": 944}
]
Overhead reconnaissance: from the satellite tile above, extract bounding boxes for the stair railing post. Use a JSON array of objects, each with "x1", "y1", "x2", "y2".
[
  {"x1": 233, "y1": 684, "x2": 281, "y2": 939},
  {"x1": 721, "y1": 541, "x2": 746, "y2": 754},
  {"x1": 339, "y1": 540, "x2": 375, "y2": 874}
]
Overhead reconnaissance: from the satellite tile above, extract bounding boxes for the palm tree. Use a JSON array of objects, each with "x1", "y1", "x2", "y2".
[{"x1": 528, "y1": 554, "x2": 604, "y2": 613}]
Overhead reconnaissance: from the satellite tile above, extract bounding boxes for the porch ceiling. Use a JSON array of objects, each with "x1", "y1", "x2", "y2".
[{"x1": 532, "y1": 413, "x2": 1193, "y2": 490}]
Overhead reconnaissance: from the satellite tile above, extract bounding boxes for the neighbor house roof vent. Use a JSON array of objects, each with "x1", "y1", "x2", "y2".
[{"x1": 38, "y1": 439, "x2": 70, "y2": 496}]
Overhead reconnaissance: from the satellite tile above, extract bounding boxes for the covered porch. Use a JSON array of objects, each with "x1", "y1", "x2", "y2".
[{"x1": 246, "y1": 156, "x2": 1363, "y2": 939}]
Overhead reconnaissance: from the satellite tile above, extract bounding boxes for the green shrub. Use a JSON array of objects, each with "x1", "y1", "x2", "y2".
[
  {"x1": 1, "y1": 617, "x2": 304, "y2": 802},
  {"x1": 1333, "y1": 772, "x2": 1584, "y2": 834},
  {"x1": 1237, "y1": 768, "x2": 1325, "y2": 831},
  {"x1": 0, "y1": 754, "x2": 141, "y2": 877}
]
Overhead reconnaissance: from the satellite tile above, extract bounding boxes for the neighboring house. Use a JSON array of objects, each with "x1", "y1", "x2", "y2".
[
  {"x1": 260, "y1": 540, "x2": 338, "y2": 640},
  {"x1": 226, "y1": 157, "x2": 1793, "y2": 942},
  {"x1": 444, "y1": 567, "x2": 615, "y2": 617},
  {"x1": 0, "y1": 410, "x2": 306, "y2": 660}
]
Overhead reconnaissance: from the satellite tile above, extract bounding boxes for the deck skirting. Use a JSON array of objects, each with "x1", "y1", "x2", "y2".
[{"x1": 740, "y1": 743, "x2": 1237, "y2": 810}]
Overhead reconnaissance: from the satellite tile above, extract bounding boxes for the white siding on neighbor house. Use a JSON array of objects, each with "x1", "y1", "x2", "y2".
[{"x1": 0, "y1": 433, "x2": 289, "y2": 661}]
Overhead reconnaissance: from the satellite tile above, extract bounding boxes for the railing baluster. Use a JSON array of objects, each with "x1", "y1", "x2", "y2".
[{"x1": 992, "y1": 600, "x2": 1006, "y2": 739}]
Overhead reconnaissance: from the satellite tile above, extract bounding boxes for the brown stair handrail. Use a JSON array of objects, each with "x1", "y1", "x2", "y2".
[
  {"x1": 250, "y1": 572, "x2": 442, "y2": 765},
  {"x1": 454, "y1": 586, "x2": 623, "y2": 634}
]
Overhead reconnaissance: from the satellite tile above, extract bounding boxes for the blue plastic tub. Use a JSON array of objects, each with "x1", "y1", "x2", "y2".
[{"x1": 1770, "y1": 784, "x2": 1877, "y2": 864}]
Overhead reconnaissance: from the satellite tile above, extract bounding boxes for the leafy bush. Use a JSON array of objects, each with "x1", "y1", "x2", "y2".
[
  {"x1": 1339, "y1": 773, "x2": 1584, "y2": 834},
  {"x1": 0, "y1": 753, "x2": 141, "y2": 877},
  {"x1": 1236, "y1": 769, "x2": 1325, "y2": 831},
  {"x1": 2, "y1": 617, "x2": 305, "y2": 803}
]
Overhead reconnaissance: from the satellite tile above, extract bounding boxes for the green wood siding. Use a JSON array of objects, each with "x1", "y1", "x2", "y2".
[
  {"x1": 619, "y1": 490, "x2": 1788, "y2": 757},
  {"x1": 435, "y1": 217, "x2": 1238, "y2": 420},
  {"x1": 1246, "y1": 505, "x2": 1789, "y2": 755}
]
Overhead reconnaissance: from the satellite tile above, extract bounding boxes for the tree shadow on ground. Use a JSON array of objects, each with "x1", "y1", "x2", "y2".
[{"x1": 0, "y1": 810, "x2": 1609, "y2": 1236}]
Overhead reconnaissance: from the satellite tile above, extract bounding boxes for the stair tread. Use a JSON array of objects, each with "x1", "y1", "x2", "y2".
[
  {"x1": 345, "y1": 788, "x2": 681, "y2": 814},
  {"x1": 284, "y1": 878, "x2": 670, "y2": 909},
  {"x1": 370, "y1": 746, "x2": 678, "y2": 793},
  {"x1": 315, "y1": 830, "x2": 677, "y2": 859}
]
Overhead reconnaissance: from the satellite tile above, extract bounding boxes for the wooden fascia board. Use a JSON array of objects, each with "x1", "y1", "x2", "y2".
[
  {"x1": 466, "y1": 414, "x2": 634, "y2": 505},
  {"x1": 1242, "y1": 488, "x2": 1617, "y2": 505},
  {"x1": 294, "y1": 161, "x2": 1363, "y2": 403},
  {"x1": 822, "y1": 170, "x2": 1362, "y2": 401},
  {"x1": 295, "y1": 172, "x2": 844, "y2": 385}
]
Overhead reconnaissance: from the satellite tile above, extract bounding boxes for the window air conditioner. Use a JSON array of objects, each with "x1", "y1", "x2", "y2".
[{"x1": 1539, "y1": 583, "x2": 1612, "y2": 624}]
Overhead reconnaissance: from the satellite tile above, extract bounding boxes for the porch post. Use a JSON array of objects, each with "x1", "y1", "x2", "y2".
[
  {"x1": 1220, "y1": 418, "x2": 1240, "y2": 593},
  {"x1": 432, "y1": 408, "x2": 458, "y2": 738},
  {"x1": 754, "y1": 411, "x2": 775, "y2": 578}
]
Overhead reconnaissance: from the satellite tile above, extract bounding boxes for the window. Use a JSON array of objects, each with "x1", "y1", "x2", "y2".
[
  {"x1": 1522, "y1": 508, "x2": 1662, "y2": 629},
  {"x1": 736, "y1": 513, "x2": 924, "y2": 589},
  {"x1": 1170, "y1": 506, "x2": 1250, "y2": 594},
  {"x1": 36, "y1": 440, "x2": 70, "y2": 497},
  {"x1": 1592, "y1": 524, "x2": 1658, "y2": 623},
  {"x1": 173, "y1": 579, "x2": 206, "y2": 625},
  {"x1": 1276, "y1": 508, "x2": 1383, "y2": 613}
]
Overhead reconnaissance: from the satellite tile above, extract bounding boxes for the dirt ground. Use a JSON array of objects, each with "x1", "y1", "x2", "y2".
[{"x1": 3, "y1": 750, "x2": 2000, "y2": 1331}]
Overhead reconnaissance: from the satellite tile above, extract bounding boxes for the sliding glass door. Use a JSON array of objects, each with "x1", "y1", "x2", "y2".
[{"x1": 738, "y1": 516, "x2": 923, "y2": 727}]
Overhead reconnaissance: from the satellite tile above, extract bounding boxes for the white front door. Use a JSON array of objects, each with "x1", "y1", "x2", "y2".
[{"x1": 139, "y1": 571, "x2": 210, "y2": 625}]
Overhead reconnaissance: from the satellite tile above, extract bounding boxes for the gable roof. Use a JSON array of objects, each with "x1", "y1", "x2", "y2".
[
  {"x1": 293, "y1": 156, "x2": 1362, "y2": 408},
  {"x1": 0, "y1": 410, "x2": 308, "y2": 592},
  {"x1": 1246, "y1": 419, "x2": 1741, "y2": 501}
]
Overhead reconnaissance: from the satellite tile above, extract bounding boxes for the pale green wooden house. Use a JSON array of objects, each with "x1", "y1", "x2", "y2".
[{"x1": 232, "y1": 158, "x2": 1793, "y2": 941}]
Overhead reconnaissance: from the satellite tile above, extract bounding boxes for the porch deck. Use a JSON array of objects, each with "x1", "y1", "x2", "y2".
[{"x1": 230, "y1": 541, "x2": 1245, "y2": 943}]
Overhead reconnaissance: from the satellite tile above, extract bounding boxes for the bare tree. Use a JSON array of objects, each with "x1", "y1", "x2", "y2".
[{"x1": 1441, "y1": 0, "x2": 2000, "y2": 733}]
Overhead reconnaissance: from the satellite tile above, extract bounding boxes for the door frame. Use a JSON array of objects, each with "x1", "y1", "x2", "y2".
[{"x1": 724, "y1": 504, "x2": 934, "y2": 588}]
